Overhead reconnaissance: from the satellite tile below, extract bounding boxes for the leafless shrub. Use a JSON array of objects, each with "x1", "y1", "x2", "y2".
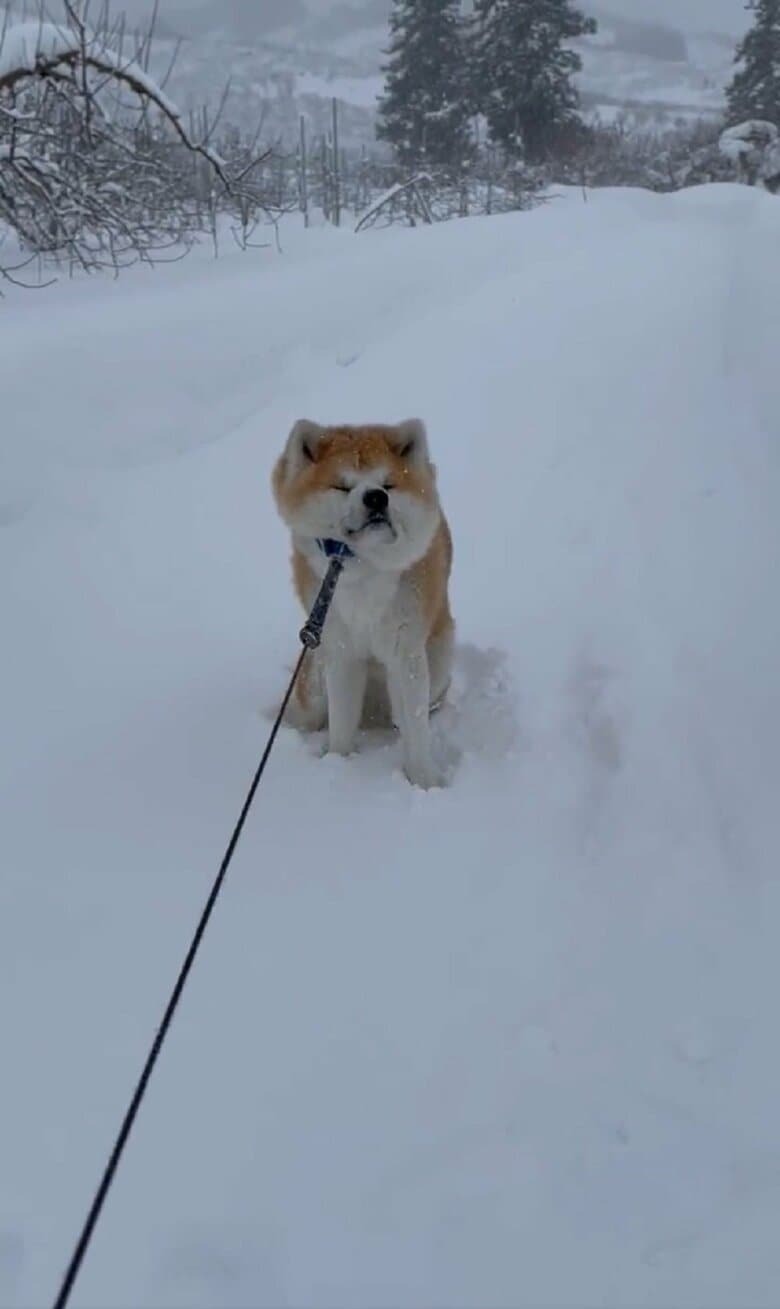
[
  {"x1": 353, "y1": 153, "x2": 544, "y2": 232},
  {"x1": 560, "y1": 117, "x2": 737, "y2": 193},
  {"x1": 0, "y1": 0, "x2": 281, "y2": 286}
]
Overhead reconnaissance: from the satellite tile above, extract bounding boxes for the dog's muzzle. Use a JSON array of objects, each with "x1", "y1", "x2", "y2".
[{"x1": 347, "y1": 486, "x2": 393, "y2": 536}]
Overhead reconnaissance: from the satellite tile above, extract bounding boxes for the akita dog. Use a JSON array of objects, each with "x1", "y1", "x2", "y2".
[{"x1": 272, "y1": 418, "x2": 453, "y2": 789}]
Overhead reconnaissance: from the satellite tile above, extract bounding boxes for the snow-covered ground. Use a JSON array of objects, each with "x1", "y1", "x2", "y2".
[{"x1": 2, "y1": 184, "x2": 780, "y2": 1309}]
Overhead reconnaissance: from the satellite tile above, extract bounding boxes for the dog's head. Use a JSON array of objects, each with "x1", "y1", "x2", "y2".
[{"x1": 272, "y1": 419, "x2": 441, "y2": 569}]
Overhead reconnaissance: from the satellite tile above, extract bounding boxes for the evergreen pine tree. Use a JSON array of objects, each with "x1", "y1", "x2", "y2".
[
  {"x1": 472, "y1": 0, "x2": 596, "y2": 161},
  {"x1": 376, "y1": 0, "x2": 473, "y2": 168},
  {"x1": 727, "y1": 0, "x2": 780, "y2": 126}
]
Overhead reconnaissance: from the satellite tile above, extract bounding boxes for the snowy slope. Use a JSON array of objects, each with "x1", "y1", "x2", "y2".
[
  {"x1": 577, "y1": 32, "x2": 728, "y2": 124},
  {"x1": 2, "y1": 185, "x2": 780, "y2": 1309}
]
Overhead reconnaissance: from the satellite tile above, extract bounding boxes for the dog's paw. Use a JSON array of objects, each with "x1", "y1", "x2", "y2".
[
  {"x1": 325, "y1": 737, "x2": 358, "y2": 759},
  {"x1": 404, "y1": 758, "x2": 447, "y2": 791},
  {"x1": 284, "y1": 699, "x2": 327, "y2": 733}
]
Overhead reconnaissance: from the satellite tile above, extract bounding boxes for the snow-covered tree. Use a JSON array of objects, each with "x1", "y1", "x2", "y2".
[
  {"x1": 472, "y1": 0, "x2": 597, "y2": 161},
  {"x1": 376, "y1": 0, "x2": 473, "y2": 168},
  {"x1": 720, "y1": 119, "x2": 780, "y2": 190},
  {"x1": 727, "y1": 0, "x2": 780, "y2": 126}
]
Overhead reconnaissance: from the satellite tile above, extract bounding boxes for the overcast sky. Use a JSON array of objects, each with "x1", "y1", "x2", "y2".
[
  {"x1": 291, "y1": 0, "x2": 750, "y2": 36},
  {"x1": 294, "y1": 0, "x2": 750, "y2": 31},
  {"x1": 607, "y1": 0, "x2": 748, "y2": 35},
  {"x1": 117, "y1": 0, "x2": 750, "y2": 39}
]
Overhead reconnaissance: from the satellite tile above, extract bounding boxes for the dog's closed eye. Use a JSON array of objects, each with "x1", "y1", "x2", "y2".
[{"x1": 330, "y1": 484, "x2": 351, "y2": 493}]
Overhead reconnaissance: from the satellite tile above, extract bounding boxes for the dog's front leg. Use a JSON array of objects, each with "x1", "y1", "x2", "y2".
[
  {"x1": 324, "y1": 645, "x2": 367, "y2": 757},
  {"x1": 386, "y1": 646, "x2": 443, "y2": 790}
]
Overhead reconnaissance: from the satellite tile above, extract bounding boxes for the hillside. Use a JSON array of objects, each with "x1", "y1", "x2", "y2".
[{"x1": 121, "y1": 2, "x2": 739, "y2": 146}]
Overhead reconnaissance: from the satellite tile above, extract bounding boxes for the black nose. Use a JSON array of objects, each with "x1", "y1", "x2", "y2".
[{"x1": 363, "y1": 487, "x2": 389, "y2": 514}]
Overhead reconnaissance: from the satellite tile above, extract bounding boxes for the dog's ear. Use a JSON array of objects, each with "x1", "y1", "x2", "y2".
[
  {"x1": 287, "y1": 418, "x2": 325, "y2": 469},
  {"x1": 392, "y1": 418, "x2": 429, "y2": 466}
]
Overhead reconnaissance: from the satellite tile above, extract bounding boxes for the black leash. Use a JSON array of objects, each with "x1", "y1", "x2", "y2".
[{"x1": 52, "y1": 552, "x2": 346, "y2": 1309}]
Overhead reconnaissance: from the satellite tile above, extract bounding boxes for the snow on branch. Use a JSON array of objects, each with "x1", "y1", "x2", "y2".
[
  {"x1": 0, "y1": 14, "x2": 231, "y2": 185},
  {"x1": 355, "y1": 175, "x2": 434, "y2": 232},
  {"x1": 719, "y1": 120, "x2": 780, "y2": 191},
  {"x1": 0, "y1": 1, "x2": 279, "y2": 285}
]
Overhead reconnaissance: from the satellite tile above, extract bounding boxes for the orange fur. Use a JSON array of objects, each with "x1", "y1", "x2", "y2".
[
  {"x1": 276, "y1": 424, "x2": 451, "y2": 640},
  {"x1": 408, "y1": 515, "x2": 453, "y2": 640},
  {"x1": 274, "y1": 425, "x2": 437, "y2": 515}
]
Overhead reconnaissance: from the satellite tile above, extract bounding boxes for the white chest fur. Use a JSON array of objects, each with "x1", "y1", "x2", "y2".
[{"x1": 332, "y1": 565, "x2": 400, "y2": 657}]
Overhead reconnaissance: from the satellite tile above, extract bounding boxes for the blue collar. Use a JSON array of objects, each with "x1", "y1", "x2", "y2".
[{"x1": 316, "y1": 537, "x2": 354, "y2": 560}]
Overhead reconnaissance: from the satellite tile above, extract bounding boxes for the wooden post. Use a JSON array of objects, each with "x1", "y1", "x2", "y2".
[
  {"x1": 299, "y1": 114, "x2": 309, "y2": 227},
  {"x1": 359, "y1": 142, "x2": 368, "y2": 212},
  {"x1": 486, "y1": 146, "x2": 494, "y2": 216},
  {"x1": 320, "y1": 135, "x2": 331, "y2": 222},
  {"x1": 331, "y1": 97, "x2": 341, "y2": 227}
]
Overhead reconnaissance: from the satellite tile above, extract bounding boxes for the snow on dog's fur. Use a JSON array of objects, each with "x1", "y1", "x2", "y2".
[{"x1": 273, "y1": 419, "x2": 453, "y2": 789}]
